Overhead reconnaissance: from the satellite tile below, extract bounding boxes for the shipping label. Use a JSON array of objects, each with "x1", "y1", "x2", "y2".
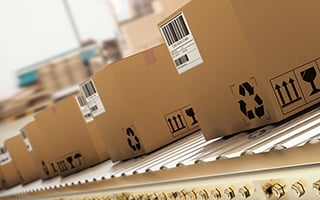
[
  {"x1": 75, "y1": 95, "x2": 94, "y2": 123},
  {"x1": 80, "y1": 79, "x2": 105, "y2": 117},
  {"x1": 20, "y1": 130, "x2": 33, "y2": 152},
  {"x1": 0, "y1": 147, "x2": 12, "y2": 165},
  {"x1": 160, "y1": 12, "x2": 203, "y2": 74}
]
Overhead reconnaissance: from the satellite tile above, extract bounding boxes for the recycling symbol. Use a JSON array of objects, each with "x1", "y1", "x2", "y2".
[
  {"x1": 126, "y1": 127, "x2": 142, "y2": 152},
  {"x1": 238, "y1": 82, "x2": 264, "y2": 120}
]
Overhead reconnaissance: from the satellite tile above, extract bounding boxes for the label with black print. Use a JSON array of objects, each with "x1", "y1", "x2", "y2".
[
  {"x1": 80, "y1": 79, "x2": 105, "y2": 117},
  {"x1": 160, "y1": 12, "x2": 203, "y2": 74}
]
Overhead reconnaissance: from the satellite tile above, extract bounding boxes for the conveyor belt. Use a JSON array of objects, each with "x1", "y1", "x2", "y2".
[{"x1": 1, "y1": 107, "x2": 320, "y2": 199}]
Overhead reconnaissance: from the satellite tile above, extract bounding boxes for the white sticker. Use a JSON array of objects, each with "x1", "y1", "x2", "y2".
[
  {"x1": 20, "y1": 130, "x2": 33, "y2": 152},
  {"x1": 160, "y1": 12, "x2": 203, "y2": 74},
  {"x1": 80, "y1": 79, "x2": 105, "y2": 117},
  {"x1": 75, "y1": 95, "x2": 94, "y2": 123},
  {"x1": 0, "y1": 147, "x2": 12, "y2": 165}
]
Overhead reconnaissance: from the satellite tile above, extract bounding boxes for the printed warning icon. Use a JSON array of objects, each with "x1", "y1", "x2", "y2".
[
  {"x1": 291, "y1": 61, "x2": 320, "y2": 106},
  {"x1": 41, "y1": 161, "x2": 50, "y2": 176},
  {"x1": 238, "y1": 82, "x2": 265, "y2": 120},
  {"x1": 165, "y1": 106, "x2": 199, "y2": 137},
  {"x1": 300, "y1": 66, "x2": 320, "y2": 96},
  {"x1": 168, "y1": 114, "x2": 186, "y2": 133},
  {"x1": 126, "y1": 127, "x2": 142, "y2": 152},
  {"x1": 274, "y1": 78, "x2": 301, "y2": 108},
  {"x1": 52, "y1": 152, "x2": 85, "y2": 174}
]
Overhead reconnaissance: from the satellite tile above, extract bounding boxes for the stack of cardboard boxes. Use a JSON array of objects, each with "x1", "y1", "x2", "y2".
[
  {"x1": 38, "y1": 53, "x2": 88, "y2": 93},
  {"x1": 0, "y1": 86, "x2": 51, "y2": 121},
  {"x1": 0, "y1": 0, "x2": 320, "y2": 191},
  {"x1": 0, "y1": 43, "x2": 199, "y2": 186}
]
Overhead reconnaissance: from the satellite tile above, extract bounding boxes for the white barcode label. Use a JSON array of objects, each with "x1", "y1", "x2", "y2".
[
  {"x1": 0, "y1": 147, "x2": 12, "y2": 165},
  {"x1": 75, "y1": 95, "x2": 94, "y2": 123},
  {"x1": 80, "y1": 79, "x2": 105, "y2": 117},
  {"x1": 160, "y1": 12, "x2": 203, "y2": 74},
  {"x1": 20, "y1": 130, "x2": 33, "y2": 152}
]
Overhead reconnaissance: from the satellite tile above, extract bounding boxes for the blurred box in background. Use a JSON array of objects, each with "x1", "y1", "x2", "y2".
[
  {"x1": 120, "y1": 12, "x2": 165, "y2": 57},
  {"x1": 4, "y1": 135, "x2": 41, "y2": 184},
  {"x1": 0, "y1": 86, "x2": 51, "y2": 121},
  {"x1": 80, "y1": 44, "x2": 200, "y2": 162},
  {"x1": 119, "y1": 0, "x2": 191, "y2": 58},
  {"x1": 38, "y1": 64, "x2": 59, "y2": 93},
  {"x1": 99, "y1": 39, "x2": 122, "y2": 65},
  {"x1": 37, "y1": 53, "x2": 88, "y2": 93}
]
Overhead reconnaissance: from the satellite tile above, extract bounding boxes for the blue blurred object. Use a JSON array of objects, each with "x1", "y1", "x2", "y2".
[{"x1": 18, "y1": 71, "x2": 39, "y2": 86}]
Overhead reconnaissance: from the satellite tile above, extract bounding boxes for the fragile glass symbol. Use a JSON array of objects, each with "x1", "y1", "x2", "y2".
[
  {"x1": 301, "y1": 67, "x2": 320, "y2": 96},
  {"x1": 185, "y1": 108, "x2": 198, "y2": 125}
]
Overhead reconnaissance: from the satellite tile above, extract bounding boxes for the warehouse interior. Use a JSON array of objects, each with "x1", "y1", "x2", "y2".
[{"x1": 0, "y1": 0, "x2": 320, "y2": 199}]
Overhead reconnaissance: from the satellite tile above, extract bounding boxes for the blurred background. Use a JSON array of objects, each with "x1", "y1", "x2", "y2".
[{"x1": 0, "y1": 0, "x2": 189, "y2": 122}]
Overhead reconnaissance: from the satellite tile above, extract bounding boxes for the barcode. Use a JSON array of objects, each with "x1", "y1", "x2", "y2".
[
  {"x1": 91, "y1": 105, "x2": 98, "y2": 112},
  {"x1": 174, "y1": 55, "x2": 189, "y2": 66},
  {"x1": 161, "y1": 13, "x2": 190, "y2": 46},
  {"x1": 82, "y1": 80, "x2": 97, "y2": 98},
  {"x1": 21, "y1": 130, "x2": 27, "y2": 139},
  {"x1": 84, "y1": 113, "x2": 91, "y2": 119},
  {"x1": 77, "y1": 95, "x2": 86, "y2": 107}
]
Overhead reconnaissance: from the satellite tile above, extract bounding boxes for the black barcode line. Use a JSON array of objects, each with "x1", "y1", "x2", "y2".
[
  {"x1": 82, "y1": 80, "x2": 97, "y2": 98},
  {"x1": 21, "y1": 130, "x2": 27, "y2": 139},
  {"x1": 174, "y1": 55, "x2": 189, "y2": 66},
  {"x1": 77, "y1": 95, "x2": 86, "y2": 107},
  {"x1": 178, "y1": 15, "x2": 189, "y2": 36},
  {"x1": 163, "y1": 25, "x2": 173, "y2": 46},
  {"x1": 161, "y1": 14, "x2": 190, "y2": 46},
  {"x1": 168, "y1": 22, "x2": 178, "y2": 43},
  {"x1": 91, "y1": 105, "x2": 98, "y2": 112},
  {"x1": 81, "y1": 85, "x2": 89, "y2": 98},
  {"x1": 89, "y1": 81, "x2": 96, "y2": 93},
  {"x1": 0, "y1": 147, "x2": 6, "y2": 154},
  {"x1": 84, "y1": 113, "x2": 91, "y2": 119}
]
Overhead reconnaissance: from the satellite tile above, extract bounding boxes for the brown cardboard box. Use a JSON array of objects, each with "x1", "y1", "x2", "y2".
[
  {"x1": 34, "y1": 96, "x2": 109, "y2": 177},
  {"x1": 21, "y1": 121, "x2": 57, "y2": 180},
  {"x1": 74, "y1": 94, "x2": 109, "y2": 161},
  {"x1": 158, "y1": 0, "x2": 320, "y2": 140},
  {"x1": 80, "y1": 44, "x2": 200, "y2": 162},
  {"x1": 0, "y1": 146, "x2": 21, "y2": 188},
  {"x1": 4, "y1": 135, "x2": 40, "y2": 184},
  {"x1": 0, "y1": 167, "x2": 6, "y2": 190}
]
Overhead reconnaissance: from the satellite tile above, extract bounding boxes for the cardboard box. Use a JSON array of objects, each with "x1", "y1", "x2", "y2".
[
  {"x1": 74, "y1": 94, "x2": 109, "y2": 162},
  {"x1": 4, "y1": 135, "x2": 40, "y2": 184},
  {"x1": 0, "y1": 146, "x2": 21, "y2": 188},
  {"x1": 0, "y1": 167, "x2": 6, "y2": 190},
  {"x1": 80, "y1": 44, "x2": 200, "y2": 162},
  {"x1": 158, "y1": 0, "x2": 320, "y2": 140},
  {"x1": 21, "y1": 121, "x2": 58, "y2": 180},
  {"x1": 34, "y1": 96, "x2": 109, "y2": 177}
]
